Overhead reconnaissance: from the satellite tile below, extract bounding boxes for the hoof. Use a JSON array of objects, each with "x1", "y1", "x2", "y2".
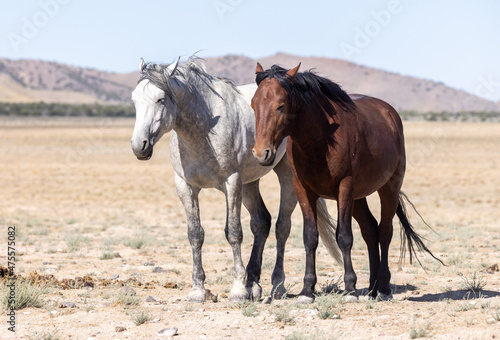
[
  {"x1": 377, "y1": 291, "x2": 393, "y2": 301},
  {"x1": 359, "y1": 295, "x2": 375, "y2": 301},
  {"x1": 229, "y1": 292, "x2": 248, "y2": 303},
  {"x1": 187, "y1": 289, "x2": 206, "y2": 303},
  {"x1": 343, "y1": 295, "x2": 358, "y2": 303},
  {"x1": 296, "y1": 295, "x2": 314, "y2": 304},
  {"x1": 230, "y1": 280, "x2": 249, "y2": 302},
  {"x1": 246, "y1": 282, "x2": 262, "y2": 301},
  {"x1": 271, "y1": 284, "x2": 287, "y2": 300}
]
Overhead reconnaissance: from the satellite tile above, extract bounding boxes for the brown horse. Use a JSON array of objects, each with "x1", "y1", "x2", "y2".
[{"x1": 251, "y1": 63, "x2": 441, "y2": 302}]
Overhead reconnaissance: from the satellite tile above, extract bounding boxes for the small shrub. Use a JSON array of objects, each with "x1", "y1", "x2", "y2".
[
  {"x1": 130, "y1": 310, "x2": 152, "y2": 325},
  {"x1": 273, "y1": 302, "x2": 295, "y2": 324},
  {"x1": 114, "y1": 291, "x2": 141, "y2": 306},
  {"x1": 319, "y1": 277, "x2": 343, "y2": 295},
  {"x1": 65, "y1": 233, "x2": 89, "y2": 253},
  {"x1": 409, "y1": 318, "x2": 432, "y2": 339},
  {"x1": 99, "y1": 252, "x2": 121, "y2": 260},
  {"x1": 462, "y1": 273, "x2": 486, "y2": 296},
  {"x1": 241, "y1": 301, "x2": 259, "y2": 317},
  {"x1": 122, "y1": 233, "x2": 151, "y2": 249},
  {"x1": 285, "y1": 329, "x2": 334, "y2": 340},
  {"x1": 1, "y1": 280, "x2": 47, "y2": 310},
  {"x1": 27, "y1": 328, "x2": 61, "y2": 340},
  {"x1": 315, "y1": 292, "x2": 344, "y2": 320},
  {"x1": 183, "y1": 303, "x2": 194, "y2": 311},
  {"x1": 453, "y1": 301, "x2": 474, "y2": 313},
  {"x1": 447, "y1": 254, "x2": 463, "y2": 266}
]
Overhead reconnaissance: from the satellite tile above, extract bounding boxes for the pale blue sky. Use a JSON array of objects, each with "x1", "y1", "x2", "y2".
[{"x1": 1, "y1": 0, "x2": 499, "y2": 100}]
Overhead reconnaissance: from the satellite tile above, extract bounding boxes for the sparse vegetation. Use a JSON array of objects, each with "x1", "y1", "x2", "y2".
[
  {"x1": 285, "y1": 329, "x2": 335, "y2": 340},
  {"x1": 114, "y1": 290, "x2": 141, "y2": 306},
  {"x1": 64, "y1": 233, "x2": 90, "y2": 253},
  {"x1": 400, "y1": 110, "x2": 500, "y2": 122},
  {"x1": 99, "y1": 251, "x2": 121, "y2": 260},
  {"x1": 490, "y1": 308, "x2": 500, "y2": 322},
  {"x1": 461, "y1": 273, "x2": 487, "y2": 296},
  {"x1": 319, "y1": 277, "x2": 343, "y2": 295},
  {"x1": 240, "y1": 301, "x2": 259, "y2": 317},
  {"x1": 315, "y1": 292, "x2": 345, "y2": 320},
  {"x1": 130, "y1": 310, "x2": 153, "y2": 325},
  {"x1": 272, "y1": 301, "x2": 295, "y2": 325},
  {"x1": 0, "y1": 102, "x2": 135, "y2": 117},
  {"x1": 1, "y1": 280, "x2": 47, "y2": 310},
  {"x1": 1, "y1": 119, "x2": 499, "y2": 338},
  {"x1": 409, "y1": 318, "x2": 432, "y2": 339},
  {"x1": 122, "y1": 233, "x2": 152, "y2": 249},
  {"x1": 28, "y1": 328, "x2": 61, "y2": 340}
]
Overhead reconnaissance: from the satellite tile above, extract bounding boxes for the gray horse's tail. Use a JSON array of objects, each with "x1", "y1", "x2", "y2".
[{"x1": 316, "y1": 198, "x2": 343, "y2": 265}]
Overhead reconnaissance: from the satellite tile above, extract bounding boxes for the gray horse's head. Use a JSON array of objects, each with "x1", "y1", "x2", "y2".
[{"x1": 131, "y1": 57, "x2": 181, "y2": 160}]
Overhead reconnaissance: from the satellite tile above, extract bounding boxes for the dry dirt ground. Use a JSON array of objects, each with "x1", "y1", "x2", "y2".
[{"x1": 0, "y1": 118, "x2": 499, "y2": 340}]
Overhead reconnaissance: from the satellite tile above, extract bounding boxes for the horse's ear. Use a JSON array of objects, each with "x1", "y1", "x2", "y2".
[
  {"x1": 169, "y1": 56, "x2": 181, "y2": 76},
  {"x1": 256, "y1": 62, "x2": 264, "y2": 74},
  {"x1": 139, "y1": 58, "x2": 145, "y2": 72},
  {"x1": 287, "y1": 63, "x2": 301, "y2": 78}
]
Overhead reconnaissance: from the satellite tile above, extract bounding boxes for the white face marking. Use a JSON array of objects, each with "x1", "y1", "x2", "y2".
[
  {"x1": 131, "y1": 77, "x2": 180, "y2": 159},
  {"x1": 132, "y1": 79, "x2": 165, "y2": 105},
  {"x1": 131, "y1": 80, "x2": 168, "y2": 154}
]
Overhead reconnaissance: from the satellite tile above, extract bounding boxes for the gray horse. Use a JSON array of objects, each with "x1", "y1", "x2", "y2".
[{"x1": 130, "y1": 56, "x2": 341, "y2": 302}]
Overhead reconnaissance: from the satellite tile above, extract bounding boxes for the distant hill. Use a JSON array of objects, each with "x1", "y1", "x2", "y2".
[
  {"x1": 0, "y1": 58, "x2": 137, "y2": 104},
  {"x1": 1, "y1": 53, "x2": 499, "y2": 113},
  {"x1": 204, "y1": 53, "x2": 500, "y2": 113}
]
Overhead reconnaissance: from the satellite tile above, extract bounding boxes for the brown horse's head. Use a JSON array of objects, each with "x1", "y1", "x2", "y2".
[{"x1": 251, "y1": 62, "x2": 301, "y2": 166}]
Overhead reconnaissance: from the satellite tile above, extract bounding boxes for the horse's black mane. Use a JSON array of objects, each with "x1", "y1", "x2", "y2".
[{"x1": 256, "y1": 65, "x2": 355, "y2": 115}]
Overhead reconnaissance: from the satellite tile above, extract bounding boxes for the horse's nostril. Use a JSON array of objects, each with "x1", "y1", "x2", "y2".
[
  {"x1": 264, "y1": 149, "x2": 270, "y2": 161},
  {"x1": 142, "y1": 140, "x2": 148, "y2": 151}
]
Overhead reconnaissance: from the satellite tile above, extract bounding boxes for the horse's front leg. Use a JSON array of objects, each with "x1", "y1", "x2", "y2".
[
  {"x1": 224, "y1": 172, "x2": 248, "y2": 302},
  {"x1": 174, "y1": 173, "x2": 206, "y2": 302},
  {"x1": 294, "y1": 178, "x2": 319, "y2": 304},
  {"x1": 242, "y1": 180, "x2": 271, "y2": 301},
  {"x1": 271, "y1": 154, "x2": 297, "y2": 299}
]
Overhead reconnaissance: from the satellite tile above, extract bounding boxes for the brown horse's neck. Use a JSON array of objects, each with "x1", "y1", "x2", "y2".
[{"x1": 289, "y1": 100, "x2": 343, "y2": 150}]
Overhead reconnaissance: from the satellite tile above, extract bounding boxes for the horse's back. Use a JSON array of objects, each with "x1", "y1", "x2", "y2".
[
  {"x1": 348, "y1": 94, "x2": 405, "y2": 197},
  {"x1": 237, "y1": 83, "x2": 258, "y2": 107},
  {"x1": 350, "y1": 94, "x2": 404, "y2": 148}
]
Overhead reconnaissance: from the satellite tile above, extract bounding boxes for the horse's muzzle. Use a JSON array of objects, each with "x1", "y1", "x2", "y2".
[
  {"x1": 132, "y1": 139, "x2": 154, "y2": 161},
  {"x1": 136, "y1": 148, "x2": 153, "y2": 161},
  {"x1": 252, "y1": 147, "x2": 275, "y2": 166}
]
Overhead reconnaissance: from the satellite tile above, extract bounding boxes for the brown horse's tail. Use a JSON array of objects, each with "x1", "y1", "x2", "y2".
[
  {"x1": 316, "y1": 198, "x2": 343, "y2": 265},
  {"x1": 397, "y1": 192, "x2": 444, "y2": 266}
]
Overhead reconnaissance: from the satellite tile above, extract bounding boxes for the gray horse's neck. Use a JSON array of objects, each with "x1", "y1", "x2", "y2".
[
  {"x1": 171, "y1": 80, "x2": 230, "y2": 151},
  {"x1": 173, "y1": 86, "x2": 213, "y2": 137}
]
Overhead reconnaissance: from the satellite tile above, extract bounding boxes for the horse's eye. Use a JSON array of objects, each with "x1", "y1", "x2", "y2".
[
  {"x1": 276, "y1": 104, "x2": 284, "y2": 112},
  {"x1": 157, "y1": 98, "x2": 164, "y2": 104}
]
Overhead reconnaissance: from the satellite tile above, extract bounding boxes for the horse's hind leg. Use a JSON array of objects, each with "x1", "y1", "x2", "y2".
[
  {"x1": 353, "y1": 198, "x2": 380, "y2": 297},
  {"x1": 337, "y1": 177, "x2": 357, "y2": 295},
  {"x1": 242, "y1": 180, "x2": 272, "y2": 301},
  {"x1": 271, "y1": 154, "x2": 297, "y2": 298},
  {"x1": 376, "y1": 172, "x2": 404, "y2": 299},
  {"x1": 174, "y1": 173, "x2": 206, "y2": 302}
]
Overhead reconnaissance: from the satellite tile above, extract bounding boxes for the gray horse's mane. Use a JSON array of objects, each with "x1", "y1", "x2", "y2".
[{"x1": 138, "y1": 55, "x2": 239, "y2": 105}]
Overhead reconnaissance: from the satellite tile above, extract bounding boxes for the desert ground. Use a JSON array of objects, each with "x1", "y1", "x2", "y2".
[{"x1": 0, "y1": 117, "x2": 499, "y2": 339}]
